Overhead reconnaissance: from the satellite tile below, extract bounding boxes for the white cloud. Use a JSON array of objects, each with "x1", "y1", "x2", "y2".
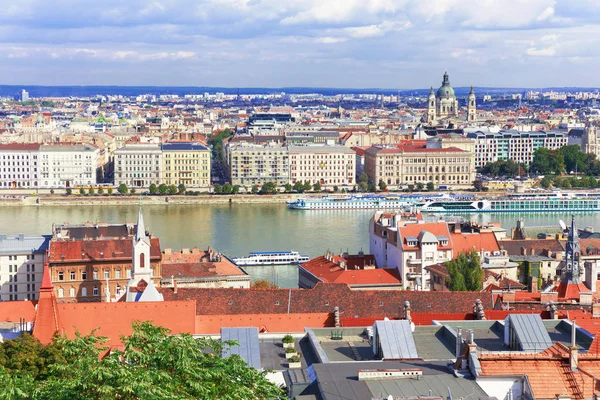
[{"x1": 526, "y1": 46, "x2": 557, "y2": 56}]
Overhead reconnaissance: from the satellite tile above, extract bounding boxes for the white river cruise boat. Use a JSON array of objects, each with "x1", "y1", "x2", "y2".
[
  {"x1": 287, "y1": 194, "x2": 414, "y2": 210},
  {"x1": 417, "y1": 192, "x2": 600, "y2": 213},
  {"x1": 232, "y1": 251, "x2": 310, "y2": 266}
]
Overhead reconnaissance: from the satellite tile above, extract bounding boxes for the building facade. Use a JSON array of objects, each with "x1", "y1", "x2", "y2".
[
  {"x1": 0, "y1": 144, "x2": 40, "y2": 189},
  {"x1": 467, "y1": 130, "x2": 568, "y2": 168},
  {"x1": 288, "y1": 145, "x2": 356, "y2": 188},
  {"x1": 162, "y1": 142, "x2": 211, "y2": 188},
  {"x1": 427, "y1": 72, "x2": 460, "y2": 123},
  {"x1": 0, "y1": 234, "x2": 49, "y2": 301},
  {"x1": 364, "y1": 142, "x2": 475, "y2": 189},
  {"x1": 227, "y1": 142, "x2": 289, "y2": 187},
  {"x1": 114, "y1": 143, "x2": 163, "y2": 188},
  {"x1": 47, "y1": 214, "x2": 162, "y2": 303},
  {"x1": 39, "y1": 144, "x2": 101, "y2": 188},
  {"x1": 582, "y1": 124, "x2": 600, "y2": 159}
]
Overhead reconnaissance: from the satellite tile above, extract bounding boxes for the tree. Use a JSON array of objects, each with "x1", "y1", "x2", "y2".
[
  {"x1": 473, "y1": 179, "x2": 484, "y2": 192},
  {"x1": 426, "y1": 182, "x2": 435, "y2": 191},
  {"x1": 232, "y1": 185, "x2": 240, "y2": 194},
  {"x1": 531, "y1": 147, "x2": 565, "y2": 175},
  {"x1": 445, "y1": 251, "x2": 482, "y2": 292},
  {"x1": 168, "y1": 185, "x2": 178, "y2": 195},
  {"x1": 97, "y1": 187, "x2": 104, "y2": 195},
  {"x1": 88, "y1": 187, "x2": 95, "y2": 195},
  {"x1": 214, "y1": 184, "x2": 223, "y2": 194},
  {"x1": 79, "y1": 188, "x2": 85, "y2": 195},
  {"x1": 358, "y1": 173, "x2": 369, "y2": 185},
  {"x1": 251, "y1": 185, "x2": 259, "y2": 194},
  {"x1": 378, "y1": 179, "x2": 387, "y2": 191},
  {"x1": 130, "y1": 187, "x2": 136, "y2": 195},
  {"x1": 284, "y1": 183, "x2": 292, "y2": 193},
  {"x1": 107, "y1": 187, "x2": 113, "y2": 195},
  {"x1": 368, "y1": 182, "x2": 377, "y2": 192},
  {"x1": 540, "y1": 176, "x2": 552, "y2": 189},
  {"x1": 65, "y1": 188, "x2": 72, "y2": 196},
  {"x1": 222, "y1": 183, "x2": 232, "y2": 194},
  {"x1": 118, "y1": 184, "x2": 128, "y2": 195},
  {"x1": 260, "y1": 182, "x2": 277, "y2": 194},
  {"x1": 416, "y1": 182, "x2": 424, "y2": 191},
  {"x1": 252, "y1": 280, "x2": 279, "y2": 289},
  {"x1": 407, "y1": 184, "x2": 414, "y2": 192},
  {"x1": 313, "y1": 182, "x2": 321, "y2": 192},
  {"x1": 333, "y1": 185, "x2": 339, "y2": 192},
  {"x1": 560, "y1": 145, "x2": 589, "y2": 174},
  {"x1": 177, "y1": 183, "x2": 186, "y2": 194},
  {"x1": 0, "y1": 322, "x2": 283, "y2": 399},
  {"x1": 358, "y1": 182, "x2": 368, "y2": 192},
  {"x1": 293, "y1": 182, "x2": 305, "y2": 193},
  {"x1": 49, "y1": 189, "x2": 54, "y2": 195},
  {"x1": 149, "y1": 184, "x2": 158, "y2": 195}
]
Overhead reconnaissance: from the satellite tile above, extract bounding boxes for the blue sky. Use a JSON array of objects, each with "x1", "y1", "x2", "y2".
[{"x1": 1, "y1": 0, "x2": 599, "y2": 88}]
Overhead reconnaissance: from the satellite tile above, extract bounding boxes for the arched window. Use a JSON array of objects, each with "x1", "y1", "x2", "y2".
[
  {"x1": 82, "y1": 287, "x2": 87, "y2": 297},
  {"x1": 58, "y1": 288, "x2": 64, "y2": 298},
  {"x1": 139, "y1": 253, "x2": 145, "y2": 270},
  {"x1": 69, "y1": 287, "x2": 75, "y2": 297}
]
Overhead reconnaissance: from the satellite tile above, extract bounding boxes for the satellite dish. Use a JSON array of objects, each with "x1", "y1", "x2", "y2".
[{"x1": 559, "y1": 220, "x2": 567, "y2": 231}]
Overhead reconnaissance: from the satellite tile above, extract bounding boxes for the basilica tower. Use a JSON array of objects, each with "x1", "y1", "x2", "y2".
[
  {"x1": 427, "y1": 87, "x2": 436, "y2": 124},
  {"x1": 467, "y1": 86, "x2": 476, "y2": 122}
]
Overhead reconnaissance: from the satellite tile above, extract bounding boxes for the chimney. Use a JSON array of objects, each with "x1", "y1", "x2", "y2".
[
  {"x1": 334, "y1": 306, "x2": 340, "y2": 328},
  {"x1": 570, "y1": 321, "x2": 578, "y2": 371},
  {"x1": 456, "y1": 327, "x2": 463, "y2": 358},
  {"x1": 467, "y1": 329, "x2": 477, "y2": 354},
  {"x1": 546, "y1": 301, "x2": 558, "y2": 320},
  {"x1": 174, "y1": 279, "x2": 178, "y2": 294},
  {"x1": 528, "y1": 276, "x2": 538, "y2": 293},
  {"x1": 403, "y1": 300, "x2": 411, "y2": 322}
]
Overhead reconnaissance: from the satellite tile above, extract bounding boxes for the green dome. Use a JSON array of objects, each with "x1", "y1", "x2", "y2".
[{"x1": 436, "y1": 71, "x2": 455, "y2": 99}]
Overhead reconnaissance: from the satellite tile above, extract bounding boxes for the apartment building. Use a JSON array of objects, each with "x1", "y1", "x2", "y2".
[
  {"x1": 466, "y1": 129, "x2": 568, "y2": 168},
  {"x1": 38, "y1": 144, "x2": 102, "y2": 188},
  {"x1": 227, "y1": 142, "x2": 289, "y2": 186},
  {"x1": 0, "y1": 144, "x2": 40, "y2": 189},
  {"x1": 288, "y1": 145, "x2": 356, "y2": 188},
  {"x1": 0, "y1": 234, "x2": 49, "y2": 301},
  {"x1": 364, "y1": 142, "x2": 475, "y2": 189},
  {"x1": 162, "y1": 142, "x2": 211, "y2": 188},
  {"x1": 114, "y1": 143, "x2": 163, "y2": 188}
]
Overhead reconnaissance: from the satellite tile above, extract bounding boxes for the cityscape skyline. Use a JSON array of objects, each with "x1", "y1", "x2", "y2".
[{"x1": 2, "y1": 0, "x2": 600, "y2": 88}]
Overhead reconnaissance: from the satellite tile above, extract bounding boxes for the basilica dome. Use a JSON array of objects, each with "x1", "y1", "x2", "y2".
[{"x1": 436, "y1": 71, "x2": 455, "y2": 99}]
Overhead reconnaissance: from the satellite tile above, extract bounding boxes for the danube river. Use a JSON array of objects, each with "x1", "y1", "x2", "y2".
[{"x1": 1, "y1": 204, "x2": 599, "y2": 287}]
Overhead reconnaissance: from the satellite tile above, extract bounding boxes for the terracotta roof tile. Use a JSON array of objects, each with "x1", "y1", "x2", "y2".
[{"x1": 48, "y1": 238, "x2": 161, "y2": 263}]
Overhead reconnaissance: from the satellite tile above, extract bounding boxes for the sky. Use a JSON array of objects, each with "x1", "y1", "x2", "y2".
[{"x1": 1, "y1": 0, "x2": 599, "y2": 88}]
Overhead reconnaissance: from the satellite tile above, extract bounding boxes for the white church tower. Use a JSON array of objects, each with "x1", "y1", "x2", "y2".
[
  {"x1": 467, "y1": 86, "x2": 476, "y2": 122},
  {"x1": 125, "y1": 207, "x2": 163, "y2": 302}
]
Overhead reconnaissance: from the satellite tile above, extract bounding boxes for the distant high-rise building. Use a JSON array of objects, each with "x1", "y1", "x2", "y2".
[{"x1": 20, "y1": 89, "x2": 29, "y2": 102}]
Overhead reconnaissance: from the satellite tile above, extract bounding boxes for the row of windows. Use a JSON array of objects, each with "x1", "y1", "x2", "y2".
[
  {"x1": 57, "y1": 269, "x2": 131, "y2": 281},
  {"x1": 8, "y1": 254, "x2": 36, "y2": 261}
]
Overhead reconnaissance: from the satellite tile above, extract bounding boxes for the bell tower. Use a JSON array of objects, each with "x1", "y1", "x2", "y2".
[
  {"x1": 131, "y1": 206, "x2": 152, "y2": 285},
  {"x1": 467, "y1": 86, "x2": 476, "y2": 122},
  {"x1": 427, "y1": 87, "x2": 436, "y2": 124}
]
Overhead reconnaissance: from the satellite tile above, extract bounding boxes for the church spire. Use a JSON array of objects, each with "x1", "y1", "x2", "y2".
[
  {"x1": 564, "y1": 215, "x2": 581, "y2": 282},
  {"x1": 135, "y1": 205, "x2": 147, "y2": 242}
]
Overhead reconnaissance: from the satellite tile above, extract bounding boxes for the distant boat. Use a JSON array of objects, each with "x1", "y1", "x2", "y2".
[{"x1": 232, "y1": 251, "x2": 310, "y2": 266}]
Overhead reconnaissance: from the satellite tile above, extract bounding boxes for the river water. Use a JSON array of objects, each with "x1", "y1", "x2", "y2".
[{"x1": 2, "y1": 204, "x2": 599, "y2": 288}]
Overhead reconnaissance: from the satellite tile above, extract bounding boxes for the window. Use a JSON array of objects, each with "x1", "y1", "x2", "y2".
[
  {"x1": 116, "y1": 285, "x2": 122, "y2": 296},
  {"x1": 93, "y1": 286, "x2": 99, "y2": 296},
  {"x1": 115, "y1": 270, "x2": 121, "y2": 279},
  {"x1": 58, "y1": 288, "x2": 64, "y2": 298},
  {"x1": 82, "y1": 271, "x2": 87, "y2": 280},
  {"x1": 69, "y1": 287, "x2": 75, "y2": 297},
  {"x1": 93, "y1": 270, "x2": 98, "y2": 280},
  {"x1": 32, "y1": 264, "x2": 35, "y2": 272},
  {"x1": 58, "y1": 271, "x2": 64, "y2": 281},
  {"x1": 104, "y1": 270, "x2": 109, "y2": 279},
  {"x1": 70, "y1": 271, "x2": 76, "y2": 280},
  {"x1": 81, "y1": 287, "x2": 87, "y2": 297}
]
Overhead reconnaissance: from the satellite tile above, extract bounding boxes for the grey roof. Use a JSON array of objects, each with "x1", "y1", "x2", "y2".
[
  {"x1": 161, "y1": 142, "x2": 209, "y2": 151},
  {"x1": 312, "y1": 361, "x2": 487, "y2": 400},
  {"x1": 0, "y1": 235, "x2": 50, "y2": 255},
  {"x1": 221, "y1": 327, "x2": 261, "y2": 369},
  {"x1": 405, "y1": 236, "x2": 418, "y2": 242},
  {"x1": 40, "y1": 144, "x2": 98, "y2": 152},
  {"x1": 287, "y1": 144, "x2": 355, "y2": 154},
  {"x1": 374, "y1": 320, "x2": 419, "y2": 360},
  {"x1": 507, "y1": 314, "x2": 553, "y2": 352}
]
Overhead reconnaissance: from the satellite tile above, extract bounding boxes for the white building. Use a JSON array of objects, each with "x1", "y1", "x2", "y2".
[
  {"x1": 288, "y1": 145, "x2": 356, "y2": 189},
  {"x1": 0, "y1": 234, "x2": 49, "y2": 301},
  {"x1": 0, "y1": 144, "x2": 40, "y2": 189},
  {"x1": 39, "y1": 144, "x2": 101, "y2": 188},
  {"x1": 466, "y1": 130, "x2": 568, "y2": 168},
  {"x1": 114, "y1": 143, "x2": 163, "y2": 188}
]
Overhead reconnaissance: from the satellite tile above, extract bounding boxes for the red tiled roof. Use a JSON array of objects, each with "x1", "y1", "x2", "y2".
[
  {"x1": 451, "y1": 231, "x2": 500, "y2": 255},
  {"x1": 159, "y1": 283, "x2": 491, "y2": 317},
  {"x1": 57, "y1": 301, "x2": 196, "y2": 348},
  {"x1": 32, "y1": 263, "x2": 60, "y2": 344},
  {"x1": 556, "y1": 280, "x2": 590, "y2": 300},
  {"x1": 0, "y1": 301, "x2": 36, "y2": 323},
  {"x1": 398, "y1": 222, "x2": 452, "y2": 251},
  {"x1": 300, "y1": 255, "x2": 400, "y2": 286},
  {"x1": 0, "y1": 143, "x2": 40, "y2": 151},
  {"x1": 196, "y1": 313, "x2": 332, "y2": 334},
  {"x1": 48, "y1": 238, "x2": 161, "y2": 263}
]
